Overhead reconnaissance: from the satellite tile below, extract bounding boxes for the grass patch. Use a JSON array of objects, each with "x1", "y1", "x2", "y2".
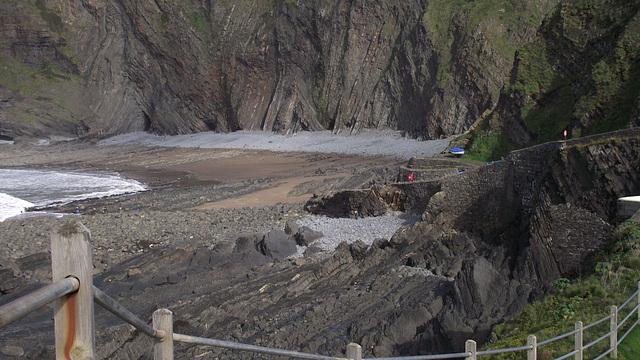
[
  {"x1": 463, "y1": 112, "x2": 518, "y2": 161},
  {"x1": 521, "y1": 86, "x2": 576, "y2": 143},
  {"x1": 484, "y1": 220, "x2": 640, "y2": 359},
  {"x1": 619, "y1": 327, "x2": 640, "y2": 360},
  {"x1": 187, "y1": 8, "x2": 211, "y2": 38},
  {"x1": 465, "y1": 0, "x2": 640, "y2": 158},
  {"x1": 35, "y1": 0, "x2": 63, "y2": 34},
  {"x1": 0, "y1": 52, "x2": 84, "y2": 127}
]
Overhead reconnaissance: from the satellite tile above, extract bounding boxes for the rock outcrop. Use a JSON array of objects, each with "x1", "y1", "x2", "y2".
[{"x1": 0, "y1": 0, "x2": 556, "y2": 139}]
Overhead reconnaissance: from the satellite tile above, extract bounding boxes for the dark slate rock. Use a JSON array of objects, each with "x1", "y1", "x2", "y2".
[
  {"x1": 295, "y1": 226, "x2": 323, "y2": 246},
  {"x1": 2, "y1": 345, "x2": 24, "y2": 357},
  {"x1": 232, "y1": 234, "x2": 262, "y2": 254},
  {"x1": 15, "y1": 252, "x2": 50, "y2": 272},
  {"x1": 257, "y1": 230, "x2": 297, "y2": 259},
  {"x1": 284, "y1": 221, "x2": 300, "y2": 235}
]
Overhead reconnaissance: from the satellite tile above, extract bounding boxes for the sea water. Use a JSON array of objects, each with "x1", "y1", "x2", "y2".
[{"x1": 0, "y1": 169, "x2": 147, "y2": 222}]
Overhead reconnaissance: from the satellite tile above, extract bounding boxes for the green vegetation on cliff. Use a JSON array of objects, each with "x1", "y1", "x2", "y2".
[
  {"x1": 485, "y1": 220, "x2": 640, "y2": 359},
  {"x1": 466, "y1": 0, "x2": 640, "y2": 162},
  {"x1": 422, "y1": 0, "x2": 551, "y2": 90},
  {"x1": 34, "y1": 0, "x2": 63, "y2": 34}
]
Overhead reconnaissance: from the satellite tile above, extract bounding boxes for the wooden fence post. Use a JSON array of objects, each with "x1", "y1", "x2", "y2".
[
  {"x1": 465, "y1": 340, "x2": 477, "y2": 360},
  {"x1": 51, "y1": 221, "x2": 95, "y2": 360},
  {"x1": 346, "y1": 343, "x2": 362, "y2": 360},
  {"x1": 153, "y1": 309, "x2": 174, "y2": 360},
  {"x1": 610, "y1": 306, "x2": 617, "y2": 359},
  {"x1": 575, "y1": 321, "x2": 583, "y2": 360},
  {"x1": 527, "y1": 335, "x2": 537, "y2": 360}
]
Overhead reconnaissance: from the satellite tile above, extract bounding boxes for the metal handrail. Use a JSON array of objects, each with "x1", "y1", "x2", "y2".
[
  {"x1": 362, "y1": 352, "x2": 471, "y2": 360},
  {"x1": 94, "y1": 281, "x2": 640, "y2": 360},
  {"x1": 4, "y1": 225, "x2": 636, "y2": 360},
  {"x1": 538, "y1": 329, "x2": 579, "y2": 346},
  {"x1": 553, "y1": 349, "x2": 578, "y2": 360},
  {"x1": 163, "y1": 286, "x2": 640, "y2": 360},
  {"x1": 618, "y1": 318, "x2": 640, "y2": 345},
  {"x1": 618, "y1": 302, "x2": 640, "y2": 329},
  {"x1": 592, "y1": 347, "x2": 613, "y2": 360},
  {"x1": 4, "y1": 279, "x2": 635, "y2": 360},
  {"x1": 583, "y1": 313, "x2": 613, "y2": 330},
  {"x1": 618, "y1": 288, "x2": 640, "y2": 311},
  {"x1": 583, "y1": 331, "x2": 613, "y2": 350},
  {"x1": 363, "y1": 353, "x2": 472, "y2": 360},
  {"x1": 93, "y1": 286, "x2": 165, "y2": 340},
  {"x1": 477, "y1": 345, "x2": 533, "y2": 355},
  {"x1": 173, "y1": 333, "x2": 346, "y2": 360},
  {"x1": 0, "y1": 277, "x2": 79, "y2": 329}
]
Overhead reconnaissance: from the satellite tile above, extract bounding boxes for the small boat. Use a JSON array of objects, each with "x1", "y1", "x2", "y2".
[{"x1": 450, "y1": 147, "x2": 465, "y2": 156}]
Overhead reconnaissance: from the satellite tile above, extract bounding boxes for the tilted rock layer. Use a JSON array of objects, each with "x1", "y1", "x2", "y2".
[{"x1": 0, "y1": 0, "x2": 556, "y2": 138}]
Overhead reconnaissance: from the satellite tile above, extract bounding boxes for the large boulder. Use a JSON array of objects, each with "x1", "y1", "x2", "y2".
[
  {"x1": 295, "y1": 226, "x2": 323, "y2": 246},
  {"x1": 305, "y1": 188, "x2": 388, "y2": 218},
  {"x1": 257, "y1": 230, "x2": 297, "y2": 259}
]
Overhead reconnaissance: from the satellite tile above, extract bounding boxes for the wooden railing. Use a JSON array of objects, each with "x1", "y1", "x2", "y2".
[{"x1": 0, "y1": 221, "x2": 638, "y2": 360}]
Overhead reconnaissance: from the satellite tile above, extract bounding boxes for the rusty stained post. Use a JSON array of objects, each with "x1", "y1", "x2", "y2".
[{"x1": 51, "y1": 221, "x2": 95, "y2": 360}]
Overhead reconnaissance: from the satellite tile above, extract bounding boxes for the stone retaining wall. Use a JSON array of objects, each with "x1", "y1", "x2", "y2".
[
  {"x1": 396, "y1": 166, "x2": 459, "y2": 182},
  {"x1": 424, "y1": 133, "x2": 640, "y2": 279},
  {"x1": 618, "y1": 197, "x2": 640, "y2": 219}
]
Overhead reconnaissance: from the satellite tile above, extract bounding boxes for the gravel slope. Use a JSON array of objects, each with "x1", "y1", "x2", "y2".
[{"x1": 99, "y1": 130, "x2": 452, "y2": 159}]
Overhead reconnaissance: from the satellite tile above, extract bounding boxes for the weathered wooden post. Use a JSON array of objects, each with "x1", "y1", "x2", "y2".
[
  {"x1": 610, "y1": 306, "x2": 617, "y2": 359},
  {"x1": 527, "y1": 335, "x2": 537, "y2": 360},
  {"x1": 51, "y1": 221, "x2": 96, "y2": 360},
  {"x1": 575, "y1": 321, "x2": 583, "y2": 360},
  {"x1": 465, "y1": 340, "x2": 477, "y2": 360},
  {"x1": 153, "y1": 309, "x2": 174, "y2": 360},
  {"x1": 346, "y1": 343, "x2": 362, "y2": 360}
]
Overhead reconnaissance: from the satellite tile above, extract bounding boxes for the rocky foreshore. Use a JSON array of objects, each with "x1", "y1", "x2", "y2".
[
  {"x1": 1, "y1": 133, "x2": 638, "y2": 360},
  {"x1": 0, "y1": 138, "x2": 409, "y2": 358}
]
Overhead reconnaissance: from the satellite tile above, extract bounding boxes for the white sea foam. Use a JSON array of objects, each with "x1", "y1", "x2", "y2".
[
  {"x1": 0, "y1": 169, "x2": 147, "y2": 222},
  {"x1": 0, "y1": 193, "x2": 35, "y2": 222}
]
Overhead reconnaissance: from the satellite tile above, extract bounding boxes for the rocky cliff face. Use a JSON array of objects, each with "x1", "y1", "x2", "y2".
[
  {"x1": 467, "y1": 0, "x2": 640, "y2": 160},
  {"x1": 0, "y1": 0, "x2": 555, "y2": 138}
]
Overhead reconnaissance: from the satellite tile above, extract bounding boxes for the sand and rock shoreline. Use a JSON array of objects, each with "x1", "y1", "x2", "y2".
[
  {"x1": 0, "y1": 132, "x2": 443, "y2": 293},
  {"x1": 2, "y1": 132, "x2": 637, "y2": 359}
]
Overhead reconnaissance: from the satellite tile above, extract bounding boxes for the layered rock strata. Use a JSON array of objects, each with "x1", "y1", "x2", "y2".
[{"x1": 0, "y1": 0, "x2": 555, "y2": 138}]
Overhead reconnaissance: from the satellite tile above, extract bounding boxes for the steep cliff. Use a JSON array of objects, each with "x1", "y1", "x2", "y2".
[
  {"x1": 467, "y1": 0, "x2": 640, "y2": 160},
  {"x1": 0, "y1": 0, "x2": 556, "y2": 138}
]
